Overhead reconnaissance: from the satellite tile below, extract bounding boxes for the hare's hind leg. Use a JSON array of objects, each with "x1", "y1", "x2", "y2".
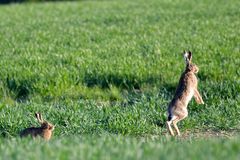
[
  {"x1": 172, "y1": 118, "x2": 180, "y2": 136},
  {"x1": 166, "y1": 115, "x2": 177, "y2": 136},
  {"x1": 172, "y1": 114, "x2": 188, "y2": 136},
  {"x1": 166, "y1": 121, "x2": 174, "y2": 136}
]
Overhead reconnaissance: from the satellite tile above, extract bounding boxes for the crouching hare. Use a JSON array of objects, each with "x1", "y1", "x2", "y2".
[
  {"x1": 20, "y1": 113, "x2": 54, "y2": 140},
  {"x1": 166, "y1": 51, "x2": 204, "y2": 136}
]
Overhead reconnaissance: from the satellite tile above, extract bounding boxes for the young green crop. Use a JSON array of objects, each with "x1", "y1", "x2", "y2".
[
  {"x1": 1, "y1": 135, "x2": 240, "y2": 160},
  {"x1": 0, "y1": 0, "x2": 239, "y2": 102},
  {"x1": 0, "y1": 0, "x2": 239, "y2": 159}
]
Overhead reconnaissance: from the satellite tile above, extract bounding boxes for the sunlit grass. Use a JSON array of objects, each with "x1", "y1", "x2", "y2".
[
  {"x1": 1, "y1": 135, "x2": 240, "y2": 160},
  {"x1": 0, "y1": 0, "x2": 239, "y2": 159}
]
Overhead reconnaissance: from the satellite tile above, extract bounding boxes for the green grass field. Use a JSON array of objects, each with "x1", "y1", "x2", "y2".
[
  {"x1": 1, "y1": 135, "x2": 240, "y2": 160},
  {"x1": 0, "y1": 0, "x2": 239, "y2": 159}
]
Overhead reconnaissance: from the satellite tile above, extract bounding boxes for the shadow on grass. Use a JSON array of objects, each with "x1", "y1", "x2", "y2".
[
  {"x1": 5, "y1": 77, "x2": 34, "y2": 102},
  {"x1": 0, "y1": 0, "x2": 100, "y2": 5},
  {"x1": 0, "y1": 0, "x2": 18, "y2": 4},
  {"x1": 83, "y1": 72, "x2": 167, "y2": 90},
  {"x1": 3, "y1": 73, "x2": 178, "y2": 103},
  {"x1": 0, "y1": 125, "x2": 11, "y2": 138},
  {"x1": 154, "y1": 119, "x2": 166, "y2": 127}
]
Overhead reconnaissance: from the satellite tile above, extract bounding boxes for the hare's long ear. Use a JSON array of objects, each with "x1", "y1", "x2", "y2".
[
  {"x1": 35, "y1": 113, "x2": 43, "y2": 123},
  {"x1": 39, "y1": 113, "x2": 44, "y2": 122},
  {"x1": 187, "y1": 51, "x2": 192, "y2": 63},
  {"x1": 183, "y1": 50, "x2": 192, "y2": 65}
]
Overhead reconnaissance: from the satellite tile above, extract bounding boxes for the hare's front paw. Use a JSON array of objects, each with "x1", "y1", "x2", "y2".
[{"x1": 195, "y1": 98, "x2": 202, "y2": 104}]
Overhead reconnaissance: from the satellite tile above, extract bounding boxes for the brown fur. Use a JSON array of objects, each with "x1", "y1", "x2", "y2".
[
  {"x1": 20, "y1": 113, "x2": 54, "y2": 140},
  {"x1": 166, "y1": 51, "x2": 204, "y2": 136}
]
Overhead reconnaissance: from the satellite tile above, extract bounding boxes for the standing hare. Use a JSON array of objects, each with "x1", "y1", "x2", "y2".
[
  {"x1": 20, "y1": 113, "x2": 54, "y2": 140},
  {"x1": 166, "y1": 51, "x2": 204, "y2": 136}
]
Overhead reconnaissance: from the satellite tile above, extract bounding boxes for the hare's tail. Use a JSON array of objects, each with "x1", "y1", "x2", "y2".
[
  {"x1": 167, "y1": 107, "x2": 173, "y2": 121},
  {"x1": 168, "y1": 114, "x2": 173, "y2": 121}
]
